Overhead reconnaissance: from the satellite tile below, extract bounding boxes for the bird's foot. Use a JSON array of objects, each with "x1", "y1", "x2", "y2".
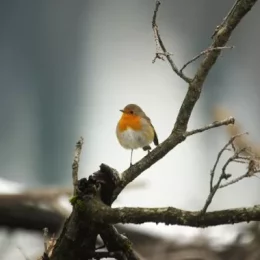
[{"x1": 143, "y1": 145, "x2": 151, "y2": 152}]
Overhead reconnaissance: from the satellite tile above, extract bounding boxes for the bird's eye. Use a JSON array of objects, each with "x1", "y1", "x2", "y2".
[{"x1": 129, "y1": 110, "x2": 134, "y2": 114}]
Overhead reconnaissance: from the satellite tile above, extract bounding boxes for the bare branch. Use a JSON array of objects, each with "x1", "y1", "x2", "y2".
[
  {"x1": 113, "y1": 0, "x2": 257, "y2": 203},
  {"x1": 199, "y1": 132, "x2": 260, "y2": 214},
  {"x1": 185, "y1": 117, "x2": 235, "y2": 137},
  {"x1": 211, "y1": 133, "x2": 247, "y2": 191},
  {"x1": 212, "y1": 0, "x2": 238, "y2": 38},
  {"x1": 219, "y1": 172, "x2": 249, "y2": 188},
  {"x1": 219, "y1": 157, "x2": 260, "y2": 188},
  {"x1": 72, "y1": 137, "x2": 84, "y2": 196},
  {"x1": 180, "y1": 46, "x2": 234, "y2": 73},
  {"x1": 152, "y1": 0, "x2": 191, "y2": 83},
  {"x1": 201, "y1": 133, "x2": 248, "y2": 215},
  {"x1": 40, "y1": 232, "x2": 56, "y2": 260},
  {"x1": 172, "y1": 0, "x2": 256, "y2": 134}
]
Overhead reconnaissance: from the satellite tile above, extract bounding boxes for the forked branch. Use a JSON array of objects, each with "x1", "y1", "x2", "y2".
[
  {"x1": 201, "y1": 133, "x2": 260, "y2": 215},
  {"x1": 112, "y1": 0, "x2": 258, "y2": 203}
]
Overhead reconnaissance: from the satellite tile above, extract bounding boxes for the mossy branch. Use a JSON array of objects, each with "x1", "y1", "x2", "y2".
[{"x1": 83, "y1": 200, "x2": 260, "y2": 227}]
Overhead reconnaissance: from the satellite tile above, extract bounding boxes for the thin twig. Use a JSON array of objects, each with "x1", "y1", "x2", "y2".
[
  {"x1": 185, "y1": 117, "x2": 235, "y2": 137},
  {"x1": 43, "y1": 228, "x2": 48, "y2": 254},
  {"x1": 152, "y1": 0, "x2": 191, "y2": 83},
  {"x1": 219, "y1": 172, "x2": 249, "y2": 188},
  {"x1": 210, "y1": 133, "x2": 247, "y2": 192},
  {"x1": 221, "y1": 147, "x2": 247, "y2": 174},
  {"x1": 237, "y1": 156, "x2": 251, "y2": 160},
  {"x1": 72, "y1": 137, "x2": 84, "y2": 196},
  {"x1": 180, "y1": 46, "x2": 234, "y2": 73},
  {"x1": 197, "y1": 148, "x2": 248, "y2": 215},
  {"x1": 201, "y1": 134, "x2": 248, "y2": 215},
  {"x1": 233, "y1": 159, "x2": 248, "y2": 164},
  {"x1": 41, "y1": 227, "x2": 50, "y2": 260},
  {"x1": 202, "y1": 137, "x2": 260, "y2": 210},
  {"x1": 152, "y1": 1, "x2": 162, "y2": 54}
]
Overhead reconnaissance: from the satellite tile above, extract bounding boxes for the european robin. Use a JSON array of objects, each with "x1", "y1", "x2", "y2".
[{"x1": 116, "y1": 104, "x2": 159, "y2": 166}]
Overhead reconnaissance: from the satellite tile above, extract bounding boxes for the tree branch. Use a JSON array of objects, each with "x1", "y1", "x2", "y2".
[
  {"x1": 84, "y1": 200, "x2": 260, "y2": 227},
  {"x1": 0, "y1": 202, "x2": 64, "y2": 233},
  {"x1": 209, "y1": 134, "x2": 246, "y2": 192},
  {"x1": 152, "y1": 0, "x2": 191, "y2": 83},
  {"x1": 185, "y1": 117, "x2": 235, "y2": 137},
  {"x1": 50, "y1": 165, "x2": 140, "y2": 260},
  {"x1": 219, "y1": 172, "x2": 249, "y2": 188},
  {"x1": 72, "y1": 137, "x2": 84, "y2": 196},
  {"x1": 180, "y1": 46, "x2": 234, "y2": 74},
  {"x1": 201, "y1": 133, "x2": 248, "y2": 215},
  {"x1": 173, "y1": 0, "x2": 257, "y2": 134},
  {"x1": 99, "y1": 225, "x2": 141, "y2": 260},
  {"x1": 112, "y1": 0, "x2": 258, "y2": 203},
  {"x1": 112, "y1": 117, "x2": 235, "y2": 203}
]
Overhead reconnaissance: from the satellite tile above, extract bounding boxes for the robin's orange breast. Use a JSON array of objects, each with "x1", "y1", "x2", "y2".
[
  {"x1": 116, "y1": 115, "x2": 155, "y2": 150},
  {"x1": 118, "y1": 114, "x2": 142, "y2": 132}
]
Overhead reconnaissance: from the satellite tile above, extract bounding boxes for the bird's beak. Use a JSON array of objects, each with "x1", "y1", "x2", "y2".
[{"x1": 120, "y1": 109, "x2": 124, "y2": 113}]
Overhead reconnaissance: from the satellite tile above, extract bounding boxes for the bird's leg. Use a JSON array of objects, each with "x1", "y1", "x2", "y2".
[
  {"x1": 130, "y1": 149, "x2": 133, "y2": 167},
  {"x1": 143, "y1": 145, "x2": 151, "y2": 155}
]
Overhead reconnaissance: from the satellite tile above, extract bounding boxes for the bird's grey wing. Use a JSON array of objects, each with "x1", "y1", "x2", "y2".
[
  {"x1": 152, "y1": 127, "x2": 159, "y2": 146},
  {"x1": 143, "y1": 114, "x2": 159, "y2": 146}
]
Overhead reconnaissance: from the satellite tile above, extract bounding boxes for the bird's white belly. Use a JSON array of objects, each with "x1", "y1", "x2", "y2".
[{"x1": 118, "y1": 128, "x2": 151, "y2": 149}]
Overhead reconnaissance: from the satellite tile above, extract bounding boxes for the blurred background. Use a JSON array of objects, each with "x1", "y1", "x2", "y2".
[{"x1": 0, "y1": 0, "x2": 260, "y2": 259}]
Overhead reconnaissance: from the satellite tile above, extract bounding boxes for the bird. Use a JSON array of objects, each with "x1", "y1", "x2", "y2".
[{"x1": 116, "y1": 104, "x2": 159, "y2": 166}]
